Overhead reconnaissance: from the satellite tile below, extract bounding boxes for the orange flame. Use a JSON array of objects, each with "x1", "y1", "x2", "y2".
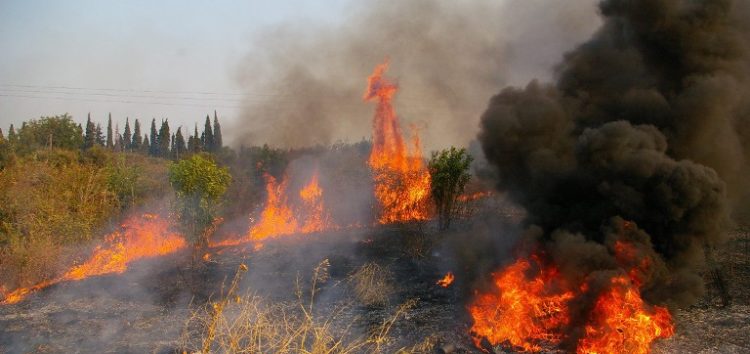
[
  {"x1": 364, "y1": 61, "x2": 431, "y2": 224},
  {"x1": 457, "y1": 191, "x2": 493, "y2": 203},
  {"x1": 468, "y1": 257, "x2": 574, "y2": 352},
  {"x1": 247, "y1": 174, "x2": 299, "y2": 241},
  {"x1": 436, "y1": 272, "x2": 455, "y2": 288},
  {"x1": 298, "y1": 172, "x2": 331, "y2": 234},
  {"x1": 468, "y1": 247, "x2": 674, "y2": 353},
  {"x1": 214, "y1": 171, "x2": 335, "y2": 246},
  {"x1": 577, "y1": 276, "x2": 674, "y2": 354},
  {"x1": 1, "y1": 214, "x2": 186, "y2": 305}
]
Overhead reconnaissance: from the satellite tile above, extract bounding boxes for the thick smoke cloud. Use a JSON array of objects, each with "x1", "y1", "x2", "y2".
[
  {"x1": 479, "y1": 0, "x2": 749, "y2": 306},
  {"x1": 230, "y1": 0, "x2": 601, "y2": 151}
]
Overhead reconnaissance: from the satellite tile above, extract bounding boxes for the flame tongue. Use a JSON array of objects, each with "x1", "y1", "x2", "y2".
[
  {"x1": 241, "y1": 171, "x2": 334, "y2": 243},
  {"x1": 364, "y1": 61, "x2": 432, "y2": 224},
  {"x1": 437, "y1": 272, "x2": 455, "y2": 288},
  {"x1": 298, "y1": 172, "x2": 331, "y2": 234},
  {"x1": 248, "y1": 174, "x2": 299, "y2": 241}
]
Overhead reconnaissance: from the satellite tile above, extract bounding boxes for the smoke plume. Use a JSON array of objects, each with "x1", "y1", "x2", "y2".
[
  {"x1": 479, "y1": 0, "x2": 749, "y2": 307},
  {"x1": 230, "y1": 0, "x2": 601, "y2": 151}
]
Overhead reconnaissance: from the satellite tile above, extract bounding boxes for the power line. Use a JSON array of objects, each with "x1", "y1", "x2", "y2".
[
  {"x1": 0, "y1": 93, "x2": 245, "y2": 110},
  {"x1": 0, "y1": 83, "x2": 251, "y2": 97}
]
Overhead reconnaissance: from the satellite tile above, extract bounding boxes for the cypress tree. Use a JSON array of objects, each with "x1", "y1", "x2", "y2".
[
  {"x1": 132, "y1": 119, "x2": 142, "y2": 150},
  {"x1": 158, "y1": 119, "x2": 170, "y2": 157},
  {"x1": 149, "y1": 119, "x2": 158, "y2": 156},
  {"x1": 114, "y1": 124, "x2": 121, "y2": 152},
  {"x1": 123, "y1": 118, "x2": 132, "y2": 151},
  {"x1": 174, "y1": 127, "x2": 187, "y2": 159},
  {"x1": 143, "y1": 134, "x2": 150, "y2": 153},
  {"x1": 95, "y1": 123, "x2": 104, "y2": 146},
  {"x1": 203, "y1": 115, "x2": 214, "y2": 152},
  {"x1": 106, "y1": 113, "x2": 113, "y2": 149},
  {"x1": 193, "y1": 124, "x2": 202, "y2": 153},
  {"x1": 213, "y1": 110, "x2": 223, "y2": 151},
  {"x1": 8, "y1": 124, "x2": 17, "y2": 146},
  {"x1": 170, "y1": 133, "x2": 176, "y2": 159},
  {"x1": 83, "y1": 113, "x2": 96, "y2": 149}
]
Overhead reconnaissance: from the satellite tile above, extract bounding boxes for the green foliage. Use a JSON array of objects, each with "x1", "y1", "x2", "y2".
[
  {"x1": 169, "y1": 154, "x2": 231, "y2": 246},
  {"x1": 428, "y1": 147, "x2": 473, "y2": 230},
  {"x1": 15, "y1": 114, "x2": 83, "y2": 154},
  {"x1": 106, "y1": 155, "x2": 141, "y2": 208}
]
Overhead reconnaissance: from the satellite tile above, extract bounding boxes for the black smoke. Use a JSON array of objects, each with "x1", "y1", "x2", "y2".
[{"x1": 479, "y1": 0, "x2": 749, "y2": 309}]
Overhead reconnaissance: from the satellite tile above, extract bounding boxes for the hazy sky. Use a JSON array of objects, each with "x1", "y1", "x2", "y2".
[
  {"x1": 0, "y1": 0, "x2": 350, "y2": 136},
  {"x1": 0, "y1": 0, "x2": 601, "y2": 147}
]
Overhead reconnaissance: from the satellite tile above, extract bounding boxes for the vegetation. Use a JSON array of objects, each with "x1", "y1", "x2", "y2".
[
  {"x1": 169, "y1": 154, "x2": 231, "y2": 247},
  {"x1": 428, "y1": 147, "x2": 473, "y2": 230},
  {"x1": 182, "y1": 261, "x2": 415, "y2": 354},
  {"x1": 0, "y1": 112, "x2": 226, "y2": 292}
]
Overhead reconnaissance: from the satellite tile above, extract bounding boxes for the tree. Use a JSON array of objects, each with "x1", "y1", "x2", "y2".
[
  {"x1": 428, "y1": 147, "x2": 473, "y2": 230},
  {"x1": 123, "y1": 118, "x2": 132, "y2": 151},
  {"x1": 83, "y1": 113, "x2": 96, "y2": 150},
  {"x1": 132, "y1": 119, "x2": 142, "y2": 151},
  {"x1": 106, "y1": 114, "x2": 114, "y2": 149},
  {"x1": 142, "y1": 134, "x2": 150, "y2": 153},
  {"x1": 158, "y1": 119, "x2": 171, "y2": 157},
  {"x1": 149, "y1": 119, "x2": 158, "y2": 156},
  {"x1": 8, "y1": 124, "x2": 18, "y2": 147},
  {"x1": 169, "y1": 154, "x2": 231, "y2": 248},
  {"x1": 203, "y1": 115, "x2": 214, "y2": 152},
  {"x1": 113, "y1": 124, "x2": 122, "y2": 152},
  {"x1": 213, "y1": 111, "x2": 223, "y2": 151},
  {"x1": 95, "y1": 123, "x2": 104, "y2": 146},
  {"x1": 16, "y1": 114, "x2": 84, "y2": 153},
  {"x1": 174, "y1": 127, "x2": 187, "y2": 159},
  {"x1": 189, "y1": 124, "x2": 202, "y2": 153}
]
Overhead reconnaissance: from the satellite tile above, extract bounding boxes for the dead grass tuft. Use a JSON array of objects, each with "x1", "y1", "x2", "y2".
[{"x1": 348, "y1": 262, "x2": 395, "y2": 307}]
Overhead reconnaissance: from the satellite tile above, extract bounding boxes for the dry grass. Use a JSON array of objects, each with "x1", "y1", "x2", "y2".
[
  {"x1": 348, "y1": 262, "x2": 395, "y2": 307},
  {"x1": 182, "y1": 260, "x2": 415, "y2": 354}
]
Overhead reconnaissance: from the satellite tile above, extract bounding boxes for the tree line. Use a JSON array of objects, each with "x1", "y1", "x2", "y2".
[{"x1": 0, "y1": 111, "x2": 224, "y2": 160}]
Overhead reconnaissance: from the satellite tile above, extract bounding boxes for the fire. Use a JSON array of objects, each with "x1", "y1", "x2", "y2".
[
  {"x1": 457, "y1": 191, "x2": 493, "y2": 203},
  {"x1": 215, "y1": 171, "x2": 335, "y2": 245},
  {"x1": 436, "y1": 272, "x2": 455, "y2": 288},
  {"x1": 1, "y1": 214, "x2": 186, "y2": 305},
  {"x1": 468, "y1": 257, "x2": 574, "y2": 352},
  {"x1": 468, "y1": 248, "x2": 674, "y2": 353},
  {"x1": 247, "y1": 174, "x2": 299, "y2": 240},
  {"x1": 364, "y1": 61, "x2": 432, "y2": 224},
  {"x1": 577, "y1": 276, "x2": 674, "y2": 354},
  {"x1": 298, "y1": 172, "x2": 331, "y2": 234}
]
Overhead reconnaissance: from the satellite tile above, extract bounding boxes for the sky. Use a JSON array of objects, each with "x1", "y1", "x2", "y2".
[
  {"x1": 0, "y1": 0, "x2": 602, "y2": 148},
  {"x1": 0, "y1": 0, "x2": 350, "y2": 136}
]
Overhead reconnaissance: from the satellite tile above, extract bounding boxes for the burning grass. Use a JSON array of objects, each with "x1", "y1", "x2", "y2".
[{"x1": 0, "y1": 214, "x2": 186, "y2": 305}]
